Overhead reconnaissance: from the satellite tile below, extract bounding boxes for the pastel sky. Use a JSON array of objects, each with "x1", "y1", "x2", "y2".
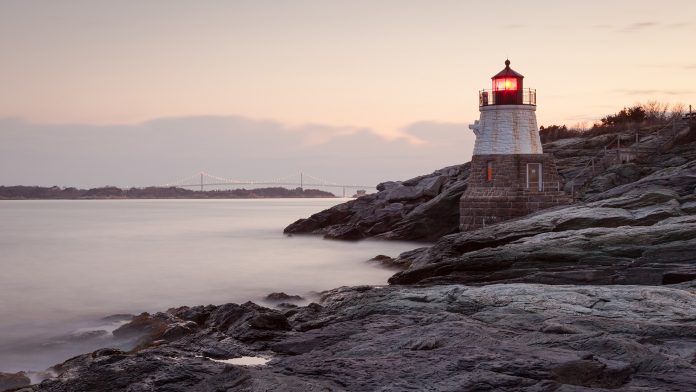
[{"x1": 1, "y1": 1, "x2": 694, "y2": 188}]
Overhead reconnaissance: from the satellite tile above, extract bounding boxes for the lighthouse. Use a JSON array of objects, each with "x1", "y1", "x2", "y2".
[{"x1": 459, "y1": 60, "x2": 571, "y2": 231}]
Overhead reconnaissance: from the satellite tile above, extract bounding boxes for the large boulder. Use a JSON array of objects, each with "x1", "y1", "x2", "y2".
[{"x1": 284, "y1": 164, "x2": 469, "y2": 241}]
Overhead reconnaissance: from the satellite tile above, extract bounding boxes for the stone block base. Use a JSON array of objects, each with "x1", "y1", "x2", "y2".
[
  {"x1": 459, "y1": 154, "x2": 572, "y2": 231},
  {"x1": 460, "y1": 188, "x2": 571, "y2": 231}
]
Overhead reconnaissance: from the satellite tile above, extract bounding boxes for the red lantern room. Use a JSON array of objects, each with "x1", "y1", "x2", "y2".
[{"x1": 479, "y1": 59, "x2": 536, "y2": 107}]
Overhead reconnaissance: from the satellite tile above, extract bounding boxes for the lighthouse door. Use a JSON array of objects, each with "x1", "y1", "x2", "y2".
[{"x1": 527, "y1": 163, "x2": 542, "y2": 191}]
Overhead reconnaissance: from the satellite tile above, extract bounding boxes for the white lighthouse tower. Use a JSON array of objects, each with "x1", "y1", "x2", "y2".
[
  {"x1": 459, "y1": 60, "x2": 570, "y2": 231},
  {"x1": 470, "y1": 59, "x2": 542, "y2": 155}
]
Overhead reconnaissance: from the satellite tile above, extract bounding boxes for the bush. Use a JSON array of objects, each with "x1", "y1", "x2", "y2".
[
  {"x1": 595, "y1": 105, "x2": 646, "y2": 129},
  {"x1": 539, "y1": 125, "x2": 583, "y2": 143}
]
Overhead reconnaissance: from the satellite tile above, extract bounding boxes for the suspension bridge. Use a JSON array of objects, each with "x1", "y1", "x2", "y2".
[{"x1": 163, "y1": 171, "x2": 374, "y2": 196}]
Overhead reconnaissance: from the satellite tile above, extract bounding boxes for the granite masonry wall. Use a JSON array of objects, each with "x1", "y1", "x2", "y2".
[{"x1": 460, "y1": 153, "x2": 572, "y2": 231}]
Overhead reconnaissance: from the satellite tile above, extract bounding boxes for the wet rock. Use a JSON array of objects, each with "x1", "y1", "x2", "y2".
[
  {"x1": 40, "y1": 348, "x2": 251, "y2": 392},
  {"x1": 34, "y1": 284, "x2": 696, "y2": 391},
  {"x1": 586, "y1": 160, "x2": 696, "y2": 202},
  {"x1": 284, "y1": 164, "x2": 470, "y2": 241},
  {"x1": 205, "y1": 303, "x2": 247, "y2": 332},
  {"x1": 112, "y1": 312, "x2": 175, "y2": 341},
  {"x1": 159, "y1": 321, "x2": 199, "y2": 341},
  {"x1": 377, "y1": 179, "x2": 470, "y2": 241},
  {"x1": 265, "y1": 292, "x2": 304, "y2": 302},
  {"x1": 249, "y1": 312, "x2": 291, "y2": 331},
  {"x1": 390, "y1": 214, "x2": 696, "y2": 286},
  {"x1": 100, "y1": 314, "x2": 134, "y2": 323},
  {"x1": 388, "y1": 176, "x2": 696, "y2": 286},
  {"x1": 169, "y1": 305, "x2": 215, "y2": 325},
  {"x1": 366, "y1": 254, "x2": 407, "y2": 270},
  {"x1": 551, "y1": 358, "x2": 633, "y2": 389},
  {"x1": 287, "y1": 303, "x2": 324, "y2": 328}
]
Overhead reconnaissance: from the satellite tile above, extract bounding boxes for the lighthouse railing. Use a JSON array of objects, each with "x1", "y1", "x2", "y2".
[{"x1": 479, "y1": 88, "x2": 536, "y2": 107}]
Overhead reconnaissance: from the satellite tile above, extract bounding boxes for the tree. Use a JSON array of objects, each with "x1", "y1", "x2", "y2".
[{"x1": 599, "y1": 105, "x2": 646, "y2": 127}]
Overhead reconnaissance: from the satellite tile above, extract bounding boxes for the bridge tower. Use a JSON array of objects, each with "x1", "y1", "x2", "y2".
[{"x1": 459, "y1": 60, "x2": 571, "y2": 231}]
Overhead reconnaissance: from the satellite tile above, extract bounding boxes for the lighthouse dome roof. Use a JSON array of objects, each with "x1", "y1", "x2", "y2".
[{"x1": 492, "y1": 59, "x2": 524, "y2": 79}]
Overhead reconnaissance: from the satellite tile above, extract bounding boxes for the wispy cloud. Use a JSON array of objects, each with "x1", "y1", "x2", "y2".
[
  {"x1": 615, "y1": 21, "x2": 692, "y2": 33},
  {"x1": 618, "y1": 22, "x2": 658, "y2": 32}
]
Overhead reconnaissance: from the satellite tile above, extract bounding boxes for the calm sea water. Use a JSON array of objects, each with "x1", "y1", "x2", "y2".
[{"x1": 0, "y1": 199, "x2": 418, "y2": 372}]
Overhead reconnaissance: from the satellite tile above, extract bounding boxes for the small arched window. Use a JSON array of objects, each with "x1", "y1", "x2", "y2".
[{"x1": 486, "y1": 161, "x2": 494, "y2": 181}]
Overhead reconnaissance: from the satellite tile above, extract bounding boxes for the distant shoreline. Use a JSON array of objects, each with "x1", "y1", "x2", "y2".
[{"x1": 0, "y1": 185, "x2": 340, "y2": 200}]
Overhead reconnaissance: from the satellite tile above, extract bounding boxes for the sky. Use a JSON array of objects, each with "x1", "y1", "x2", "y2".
[{"x1": 1, "y1": 0, "x2": 695, "y2": 188}]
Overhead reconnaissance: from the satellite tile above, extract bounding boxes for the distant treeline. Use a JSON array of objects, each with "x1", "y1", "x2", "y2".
[{"x1": 0, "y1": 186, "x2": 336, "y2": 200}]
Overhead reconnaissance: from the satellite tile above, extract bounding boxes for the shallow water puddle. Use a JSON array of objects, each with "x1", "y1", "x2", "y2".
[{"x1": 203, "y1": 356, "x2": 271, "y2": 366}]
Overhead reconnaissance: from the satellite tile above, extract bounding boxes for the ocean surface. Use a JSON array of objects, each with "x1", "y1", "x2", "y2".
[{"x1": 0, "y1": 199, "x2": 418, "y2": 372}]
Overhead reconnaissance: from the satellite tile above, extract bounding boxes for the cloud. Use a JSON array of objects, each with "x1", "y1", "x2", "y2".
[
  {"x1": 617, "y1": 22, "x2": 658, "y2": 32},
  {"x1": 615, "y1": 21, "x2": 692, "y2": 33},
  {"x1": 0, "y1": 116, "x2": 474, "y2": 191}
]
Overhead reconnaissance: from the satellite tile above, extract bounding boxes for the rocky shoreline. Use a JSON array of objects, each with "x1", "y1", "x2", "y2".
[
  {"x1": 4, "y1": 123, "x2": 696, "y2": 391},
  {"x1": 7, "y1": 282, "x2": 696, "y2": 391}
]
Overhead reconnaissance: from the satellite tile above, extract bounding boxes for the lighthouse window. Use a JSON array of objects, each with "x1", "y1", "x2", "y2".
[
  {"x1": 493, "y1": 77, "x2": 518, "y2": 91},
  {"x1": 486, "y1": 161, "x2": 494, "y2": 181}
]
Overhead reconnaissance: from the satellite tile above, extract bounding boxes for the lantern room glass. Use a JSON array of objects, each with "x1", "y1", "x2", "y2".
[{"x1": 493, "y1": 77, "x2": 518, "y2": 91}]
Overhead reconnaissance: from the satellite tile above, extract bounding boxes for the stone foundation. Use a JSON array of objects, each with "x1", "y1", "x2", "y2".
[{"x1": 460, "y1": 153, "x2": 572, "y2": 231}]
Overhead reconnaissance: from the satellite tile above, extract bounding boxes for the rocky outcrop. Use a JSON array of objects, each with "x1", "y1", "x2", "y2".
[
  {"x1": 1, "y1": 372, "x2": 31, "y2": 391},
  {"x1": 31, "y1": 283, "x2": 696, "y2": 391},
  {"x1": 284, "y1": 164, "x2": 470, "y2": 241},
  {"x1": 264, "y1": 292, "x2": 304, "y2": 303},
  {"x1": 285, "y1": 124, "x2": 695, "y2": 242},
  {"x1": 388, "y1": 156, "x2": 696, "y2": 286}
]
